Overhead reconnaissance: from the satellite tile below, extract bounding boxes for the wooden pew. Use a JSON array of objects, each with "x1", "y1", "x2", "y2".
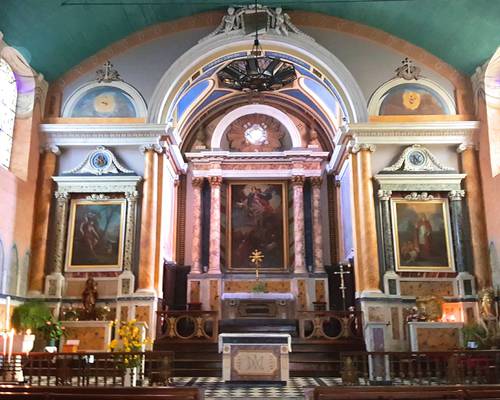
[{"x1": 0, "y1": 386, "x2": 203, "y2": 400}]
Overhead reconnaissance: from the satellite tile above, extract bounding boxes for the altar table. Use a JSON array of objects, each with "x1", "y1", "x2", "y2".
[
  {"x1": 219, "y1": 333, "x2": 291, "y2": 383},
  {"x1": 220, "y1": 292, "x2": 295, "y2": 319}
]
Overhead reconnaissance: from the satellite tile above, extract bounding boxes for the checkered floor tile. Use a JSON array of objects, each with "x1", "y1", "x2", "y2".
[{"x1": 172, "y1": 377, "x2": 335, "y2": 399}]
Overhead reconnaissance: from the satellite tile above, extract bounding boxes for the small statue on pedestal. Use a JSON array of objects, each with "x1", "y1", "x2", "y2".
[{"x1": 82, "y1": 276, "x2": 98, "y2": 319}]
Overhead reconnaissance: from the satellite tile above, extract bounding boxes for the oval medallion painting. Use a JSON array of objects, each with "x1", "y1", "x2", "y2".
[{"x1": 69, "y1": 86, "x2": 137, "y2": 118}]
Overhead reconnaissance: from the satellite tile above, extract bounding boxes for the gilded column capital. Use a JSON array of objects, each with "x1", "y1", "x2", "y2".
[
  {"x1": 40, "y1": 145, "x2": 61, "y2": 155},
  {"x1": 192, "y1": 177, "x2": 205, "y2": 188},
  {"x1": 457, "y1": 143, "x2": 477, "y2": 153},
  {"x1": 377, "y1": 189, "x2": 392, "y2": 200},
  {"x1": 125, "y1": 190, "x2": 140, "y2": 201},
  {"x1": 54, "y1": 191, "x2": 69, "y2": 201},
  {"x1": 209, "y1": 176, "x2": 223, "y2": 187},
  {"x1": 291, "y1": 175, "x2": 305, "y2": 186},
  {"x1": 448, "y1": 189, "x2": 466, "y2": 201},
  {"x1": 348, "y1": 140, "x2": 376, "y2": 154},
  {"x1": 140, "y1": 143, "x2": 163, "y2": 154},
  {"x1": 310, "y1": 176, "x2": 323, "y2": 187}
]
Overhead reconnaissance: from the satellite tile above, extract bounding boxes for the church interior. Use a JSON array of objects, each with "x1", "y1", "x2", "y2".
[{"x1": 0, "y1": 1, "x2": 499, "y2": 398}]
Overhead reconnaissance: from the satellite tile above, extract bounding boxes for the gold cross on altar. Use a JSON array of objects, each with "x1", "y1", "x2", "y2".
[
  {"x1": 334, "y1": 263, "x2": 351, "y2": 310},
  {"x1": 249, "y1": 249, "x2": 264, "y2": 280}
]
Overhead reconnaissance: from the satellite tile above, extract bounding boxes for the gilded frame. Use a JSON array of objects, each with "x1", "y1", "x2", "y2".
[
  {"x1": 226, "y1": 181, "x2": 289, "y2": 273},
  {"x1": 391, "y1": 198, "x2": 455, "y2": 271},
  {"x1": 65, "y1": 198, "x2": 126, "y2": 271}
]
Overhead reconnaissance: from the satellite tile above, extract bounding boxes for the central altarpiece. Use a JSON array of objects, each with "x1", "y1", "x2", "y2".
[{"x1": 185, "y1": 147, "x2": 329, "y2": 320}]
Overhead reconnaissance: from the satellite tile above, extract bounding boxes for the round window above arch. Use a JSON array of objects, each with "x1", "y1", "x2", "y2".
[
  {"x1": 62, "y1": 81, "x2": 147, "y2": 118},
  {"x1": 368, "y1": 77, "x2": 456, "y2": 116}
]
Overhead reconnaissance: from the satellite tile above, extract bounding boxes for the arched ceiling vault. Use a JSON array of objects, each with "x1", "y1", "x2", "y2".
[{"x1": 1, "y1": 0, "x2": 499, "y2": 82}]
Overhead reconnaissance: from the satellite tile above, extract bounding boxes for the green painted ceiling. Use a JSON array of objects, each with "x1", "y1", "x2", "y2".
[{"x1": 0, "y1": 0, "x2": 499, "y2": 82}]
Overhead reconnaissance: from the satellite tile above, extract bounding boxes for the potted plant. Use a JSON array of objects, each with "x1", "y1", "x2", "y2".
[
  {"x1": 41, "y1": 318, "x2": 66, "y2": 348},
  {"x1": 462, "y1": 323, "x2": 490, "y2": 349},
  {"x1": 11, "y1": 301, "x2": 52, "y2": 351}
]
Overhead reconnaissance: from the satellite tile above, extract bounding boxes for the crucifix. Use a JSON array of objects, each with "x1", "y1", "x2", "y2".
[
  {"x1": 96, "y1": 60, "x2": 121, "y2": 83},
  {"x1": 334, "y1": 263, "x2": 351, "y2": 311}
]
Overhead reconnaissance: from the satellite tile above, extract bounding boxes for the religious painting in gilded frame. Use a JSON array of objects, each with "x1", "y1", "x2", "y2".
[
  {"x1": 391, "y1": 199, "x2": 454, "y2": 271},
  {"x1": 227, "y1": 181, "x2": 288, "y2": 272},
  {"x1": 65, "y1": 198, "x2": 126, "y2": 271}
]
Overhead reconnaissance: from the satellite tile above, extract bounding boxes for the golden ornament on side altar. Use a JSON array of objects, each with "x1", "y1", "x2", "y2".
[{"x1": 249, "y1": 249, "x2": 264, "y2": 280}]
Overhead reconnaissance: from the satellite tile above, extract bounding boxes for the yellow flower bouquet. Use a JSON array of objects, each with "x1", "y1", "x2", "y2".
[{"x1": 108, "y1": 319, "x2": 151, "y2": 369}]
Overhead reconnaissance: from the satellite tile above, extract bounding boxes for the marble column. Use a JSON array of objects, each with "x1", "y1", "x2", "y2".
[
  {"x1": 123, "y1": 190, "x2": 139, "y2": 271},
  {"x1": 448, "y1": 190, "x2": 467, "y2": 273},
  {"x1": 310, "y1": 177, "x2": 324, "y2": 273},
  {"x1": 52, "y1": 191, "x2": 70, "y2": 274},
  {"x1": 28, "y1": 146, "x2": 59, "y2": 294},
  {"x1": 292, "y1": 175, "x2": 307, "y2": 274},
  {"x1": 208, "y1": 176, "x2": 222, "y2": 274},
  {"x1": 351, "y1": 144, "x2": 381, "y2": 293},
  {"x1": 138, "y1": 144, "x2": 162, "y2": 293},
  {"x1": 191, "y1": 177, "x2": 204, "y2": 274},
  {"x1": 377, "y1": 189, "x2": 395, "y2": 272},
  {"x1": 458, "y1": 145, "x2": 491, "y2": 289}
]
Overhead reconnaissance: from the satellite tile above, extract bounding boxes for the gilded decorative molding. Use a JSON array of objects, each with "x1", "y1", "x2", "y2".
[
  {"x1": 395, "y1": 57, "x2": 421, "y2": 80},
  {"x1": 192, "y1": 177, "x2": 205, "y2": 188},
  {"x1": 291, "y1": 175, "x2": 305, "y2": 186},
  {"x1": 85, "y1": 193, "x2": 110, "y2": 201},
  {"x1": 377, "y1": 190, "x2": 392, "y2": 200},
  {"x1": 404, "y1": 192, "x2": 434, "y2": 201},
  {"x1": 448, "y1": 190, "x2": 466, "y2": 201},
  {"x1": 209, "y1": 176, "x2": 223, "y2": 186},
  {"x1": 310, "y1": 176, "x2": 323, "y2": 187}
]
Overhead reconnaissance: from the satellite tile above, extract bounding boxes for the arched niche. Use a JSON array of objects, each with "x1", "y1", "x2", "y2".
[
  {"x1": 148, "y1": 31, "x2": 368, "y2": 140},
  {"x1": 211, "y1": 104, "x2": 301, "y2": 150},
  {"x1": 368, "y1": 77, "x2": 456, "y2": 116},
  {"x1": 62, "y1": 80, "x2": 147, "y2": 118}
]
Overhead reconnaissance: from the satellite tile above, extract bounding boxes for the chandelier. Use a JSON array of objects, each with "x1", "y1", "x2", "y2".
[{"x1": 217, "y1": 4, "x2": 297, "y2": 92}]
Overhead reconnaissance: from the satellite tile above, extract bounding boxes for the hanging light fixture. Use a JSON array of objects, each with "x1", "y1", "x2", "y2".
[{"x1": 217, "y1": 3, "x2": 297, "y2": 92}]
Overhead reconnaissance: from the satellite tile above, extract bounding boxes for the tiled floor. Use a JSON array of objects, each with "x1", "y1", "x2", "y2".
[{"x1": 172, "y1": 377, "x2": 341, "y2": 399}]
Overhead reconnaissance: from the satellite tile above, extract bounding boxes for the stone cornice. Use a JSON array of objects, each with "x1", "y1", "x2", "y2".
[
  {"x1": 327, "y1": 121, "x2": 480, "y2": 174},
  {"x1": 185, "y1": 149, "x2": 329, "y2": 162},
  {"x1": 39, "y1": 123, "x2": 167, "y2": 146}
]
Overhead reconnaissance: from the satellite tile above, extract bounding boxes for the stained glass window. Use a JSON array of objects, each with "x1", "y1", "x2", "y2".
[{"x1": 0, "y1": 58, "x2": 17, "y2": 169}]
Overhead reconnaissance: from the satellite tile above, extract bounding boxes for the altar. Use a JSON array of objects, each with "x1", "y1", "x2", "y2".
[
  {"x1": 219, "y1": 333, "x2": 291, "y2": 383},
  {"x1": 221, "y1": 292, "x2": 295, "y2": 320}
]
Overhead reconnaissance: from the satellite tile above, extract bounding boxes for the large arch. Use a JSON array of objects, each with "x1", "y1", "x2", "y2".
[{"x1": 147, "y1": 30, "x2": 369, "y2": 135}]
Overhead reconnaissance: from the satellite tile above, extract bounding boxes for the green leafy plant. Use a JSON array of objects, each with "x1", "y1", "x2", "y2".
[
  {"x1": 462, "y1": 323, "x2": 490, "y2": 349},
  {"x1": 11, "y1": 301, "x2": 52, "y2": 333},
  {"x1": 41, "y1": 318, "x2": 66, "y2": 343}
]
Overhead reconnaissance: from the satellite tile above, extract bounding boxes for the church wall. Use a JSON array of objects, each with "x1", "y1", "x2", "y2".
[
  {"x1": 320, "y1": 177, "x2": 331, "y2": 266},
  {"x1": 0, "y1": 105, "x2": 41, "y2": 297},
  {"x1": 60, "y1": 27, "x2": 213, "y2": 109},
  {"x1": 301, "y1": 28, "x2": 456, "y2": 104},
  {"x1": 338, "y1": 159, "x2": 354, "y2": 262},
  {"x1": 58, "y1": 26, "x2": 457, "y2": 118}
]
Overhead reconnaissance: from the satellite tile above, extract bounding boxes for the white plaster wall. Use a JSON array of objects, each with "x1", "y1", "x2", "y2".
[
  {"x1": 161, "y1": 155, "x2": 177, "y2": 264},
  {"x1": 61, "y1": 25, "x2": 456, "y2": 117},
  {"x1": 61, "y1": 27, "x2": 213, "y2": 108},
  {"x1": 371, "y1": 144, "x2": 460, "y2": 174},
  {"x1": 338, "y1": 159, "x2": 354, "y2": 261},
  {"x1": 57, "y1": 146, "x2": 145, "y2": 176},
  {"x1": 301, "y1": 27, "x2": 455, "y2": 105}
]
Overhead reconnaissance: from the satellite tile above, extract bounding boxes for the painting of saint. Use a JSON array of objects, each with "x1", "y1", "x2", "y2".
[
  {"x1": 228, "y1": 182, "x2": 287, "y2": 271},
  {"x1": 65, "y1": 199, "x2": 126, "y2": 270},
  {"x1": 391, "y1": 199, "x2": 454, "y2": 270}
]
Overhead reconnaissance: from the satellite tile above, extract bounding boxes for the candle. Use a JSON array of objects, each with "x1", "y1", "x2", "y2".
[
  {"x1": 7, "y1": 329, "x2": 14, "y2": 363},
  {"x1": 1, "y1": 332, "x2": 6, "y2": 357},
  {"x1": 5, "y1": 296, "x2": 11, "y2": 331}
]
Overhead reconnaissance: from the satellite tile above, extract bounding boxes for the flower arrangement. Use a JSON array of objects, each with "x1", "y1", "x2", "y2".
[
  {"x1": 108, "y1": 320, "x2": 151, "y2": 369},
  {"x1": 42, "y1": 318, "x2": 66, "y2": 345}
]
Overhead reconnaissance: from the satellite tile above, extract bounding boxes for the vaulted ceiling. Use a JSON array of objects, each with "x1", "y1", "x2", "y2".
[{"x1": 1, "y1": 0, "x2": 499, "y2": 82}]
